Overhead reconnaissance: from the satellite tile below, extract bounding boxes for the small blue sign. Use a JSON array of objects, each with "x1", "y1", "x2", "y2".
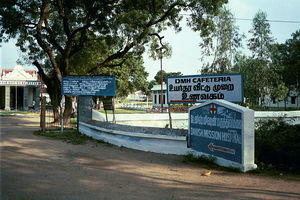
[
  {"x1": 189, "y1": 103, "x2": 242, "y2": 164},
  {"x1": 62, "y1": 76, "x2": 116, "y2": 96}
]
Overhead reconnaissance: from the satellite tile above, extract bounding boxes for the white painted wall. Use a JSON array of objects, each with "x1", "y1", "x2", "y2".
[
  {"x1": 92, "y1": 110, "x2": 300, "y2": 128},
  {"x1": 79, "y1": 122, "x2": 189, "y2": 155}
]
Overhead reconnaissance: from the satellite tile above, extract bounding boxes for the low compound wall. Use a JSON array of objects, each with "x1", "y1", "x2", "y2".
[
  {"x1": 93, "y1": 110, "x2": 300, "y2": 129},
  {"x1": 79, "y1": 103, "x2": 300, "y2": 156},
  {"x1": 79, "y1": 121, "x2": 189, "y2": 155},
  {"x1": 255, "y1": 111, "x2": 300, "y2": 124}
]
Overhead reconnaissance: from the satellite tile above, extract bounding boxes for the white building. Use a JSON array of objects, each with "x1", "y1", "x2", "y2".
[
  {"x1": 151, "y1": 84, "x2": 168, "y2": 109},
  {"x1": 0, "y1": 65, "x2": 42, "y2": 111},
  {"x1": 262, "y1": 90, "x2": 300, "y2": 109},
  {"x1": 127, "y1": 90, "x2": 147, "y2": 101}
]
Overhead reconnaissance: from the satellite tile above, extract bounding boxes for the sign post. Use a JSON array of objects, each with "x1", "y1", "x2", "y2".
[
  {"x1": 167, "y1": 74, "x2": 243, "y2": 104},
  {"x1": 60, "y1": 95, "x2": 65, "y2": 132},
  {"x1": 188, "y1": 100, "x2": 257, "y2": 172},
  {"x1": 61, "y1": 76, "x2": 116, "y2": 130},
  {"x1": 62, "y1": 76, "x2": 115, "y2": 96}
]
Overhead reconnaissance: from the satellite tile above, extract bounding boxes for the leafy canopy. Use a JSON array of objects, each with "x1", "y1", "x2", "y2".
[{"x1": 0, "y1": 0, "x2": 227, "y2": 120}]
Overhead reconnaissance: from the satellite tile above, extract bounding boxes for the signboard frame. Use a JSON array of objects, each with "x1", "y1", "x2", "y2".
[
  {"x1": 188, "y1": 100, "x2": 256, "y2": 172},
  {"x1": 166, "y1": 73, "x2": 243, "y2": 104},
  {"x1": 61, "y1": 76, "x2": 116, "y2": 96},
  {"x1": 0, "y1": 80, "x2": 41, "y2": 86}
]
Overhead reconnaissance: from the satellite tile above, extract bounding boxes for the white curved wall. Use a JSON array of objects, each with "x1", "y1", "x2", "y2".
[{"x1": 79, "y1": 122, "x2": 189, "y2": 155}]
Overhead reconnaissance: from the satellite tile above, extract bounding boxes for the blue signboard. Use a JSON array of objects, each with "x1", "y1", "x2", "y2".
[
  {"x1": 189, "y1": 102, "x2": 242, "y2": 164},
  {"x1": 62, "y1": 76, "x2": 116, "y2": 96}
]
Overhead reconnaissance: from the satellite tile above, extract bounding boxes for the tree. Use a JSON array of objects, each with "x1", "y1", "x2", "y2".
[
  {"x1": 153, "y1": 70, "x2": 182, "y2": 84},
  {"x1": 248, "y1": 11, "x2": 275, "y2": 61},
  {"x1": 271, "y1": 30, "x2": 300, "y2": 108},
  {"x1": 247, "y1": 10, "x2": 275, "y2": 106},
  {"x1": 0, "y1": 0, "x2": 227, "y2": 123},
  {"x1": 148, "y1": 80, "x2": 158, "y2": 92},
  {"x1": 68, "y1": 37, "x2": 149, "y2": 98},
  {"x1": 200, "y1": 7, "x2": 244, "y2": 74},
  {"x1": 232, "y1": 54, "x2": 260, "y2": 105},
  {"x1": 277, "y1": 30, "x2": 300, "y2": 93}
]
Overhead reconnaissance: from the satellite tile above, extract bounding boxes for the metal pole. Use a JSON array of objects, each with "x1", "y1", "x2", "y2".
[
  {"x1": 15, "y1": 86, "x2": 17, "y2": 112},
  {"x1": 60, "y1": 95, "x2": 65, "y2": 133},
  {"x1": 41, "y1": 97, "x2": 46, "y2": 132},
  {"x1": 168, "y1": 104, "x2": 172, "y2": 129},
  {"x1": 160, "y1": 48, "x2": 163, "y2": 113}
]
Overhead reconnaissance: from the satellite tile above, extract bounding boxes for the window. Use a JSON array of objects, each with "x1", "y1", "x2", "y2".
[
  {"x1": 163, "y1": 94, "x2": 166, "y2": 104},
  {"x1": 154, "y1": 94, "x2": 157, "y2": 104},
  {"x1": 159, "y1": 95, "x2": 161, "y2": 104},
  {"x1": 291, "y1": 96, "x2": 296, "y2": 104}
]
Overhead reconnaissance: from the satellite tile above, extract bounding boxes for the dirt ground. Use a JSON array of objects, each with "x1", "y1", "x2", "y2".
[{"x1": 1, "y1": 114, "x2": 300, "y2": 200}]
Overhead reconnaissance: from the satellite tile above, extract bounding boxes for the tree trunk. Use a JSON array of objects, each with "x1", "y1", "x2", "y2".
[{"x1": 63, "y1": 95, "x2": 73, "y2": 125}]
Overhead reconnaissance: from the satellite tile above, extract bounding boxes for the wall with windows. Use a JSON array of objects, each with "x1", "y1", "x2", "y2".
[
  {"x1": 262, "y1": 90, "x2": 300, "y2": 108},
  {"x1": 151, "y1": 84, "x2": 168, "y2": 108}
]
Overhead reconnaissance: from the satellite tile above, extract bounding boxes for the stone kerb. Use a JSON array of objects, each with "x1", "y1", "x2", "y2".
[{"x1": 188, "y1": 100, "x2": 257, "y2": 172}]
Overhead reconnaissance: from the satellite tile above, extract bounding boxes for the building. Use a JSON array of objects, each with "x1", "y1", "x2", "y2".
[
  {"x1": 127, "y1": 90, "x2": 147, "y2": 102},
  {"x1": 151, "y1": 84, "x2": 168, "y2": 109},
  {"x1": 0, "y1": 64, "x2": 42, "y2": 111},
  {"x1": 262, "y1": 89, "x2": 300, "y2": 109}
]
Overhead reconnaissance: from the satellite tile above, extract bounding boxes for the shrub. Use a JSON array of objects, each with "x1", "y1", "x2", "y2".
[{"x1": 255, "y1": 119, "x2": 300, "y2": 172}]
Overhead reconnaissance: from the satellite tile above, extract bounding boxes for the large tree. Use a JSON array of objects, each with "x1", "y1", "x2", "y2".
[
  {"x1": 0, "y1": 0, "x2": 227, "y2": 123},
  {"x1": 200, "y1": 6, "x2": 244, "y2": 74},
  {"x1": 153, "y1": 70, "x2": 182, "y2": 84},
  {"x1": 247, "y1": 10, "x2": 275, "y2": 106},
  {"x1": 67, "y1": 36, "x2": 150, "y2": 98},
  {"x1": 271, "y1": 30, "x2": 300, "y2": 108}
]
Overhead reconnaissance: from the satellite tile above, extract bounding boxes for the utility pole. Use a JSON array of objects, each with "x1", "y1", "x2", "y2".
[{"x1": 160, "y1": 48, "x2": 164, "y2": 113}]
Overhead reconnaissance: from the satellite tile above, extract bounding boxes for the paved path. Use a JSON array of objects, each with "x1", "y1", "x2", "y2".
[{"x1": 1, "y1": 115, "x2": 300, "y2": 200}]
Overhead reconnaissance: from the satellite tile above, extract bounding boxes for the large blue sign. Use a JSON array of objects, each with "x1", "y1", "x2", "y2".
[
  {"x1": 189, "y1": 102, "x2": 242, "y2": 164},
  {"x1": 62, "y1": 76, "x2": 116, "y2": 96}
]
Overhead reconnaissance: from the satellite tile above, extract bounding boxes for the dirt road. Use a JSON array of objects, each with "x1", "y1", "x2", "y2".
[{"x1": 1, "y1": 115, "x2": 300, "y2": 200}]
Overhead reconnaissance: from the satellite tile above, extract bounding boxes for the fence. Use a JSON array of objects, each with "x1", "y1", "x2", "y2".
[{"x1": 40, "y1": 97, "x2": 77, "y2": 131}]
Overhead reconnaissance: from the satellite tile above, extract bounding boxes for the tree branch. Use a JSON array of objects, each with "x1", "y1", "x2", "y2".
[
  {"x1": 56, "y1": 0, "x2": 71, "y2": 38},
  {"x1": 44, "y1": 17, "x2": 64, "y2": 54},
  {"x1": 87, "y1": 1, "x2": 184, "y2": 75},
  {"x1": 35, "y1": 0, "x2": 62, "y2": 82},
  {"x1": 32, "y1": 60, "x2": 50, "y2": 85},
  {"x1": 149, "y1": 33, "x2": 165, "y2": 47},
  {"x1": 148, "y1": 2, "x2": 185, "y2": 26}
]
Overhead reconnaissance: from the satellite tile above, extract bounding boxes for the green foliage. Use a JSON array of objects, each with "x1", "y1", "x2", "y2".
[
  {"x1": 248, "y1": 11, "x2": 275, "y2": 61},
  {"x1": 255, "y1": 119, "x2": 300, "y2": 172},
  {"x1": 0, "y1": 0, "x2": 227, "y2": 121},
  {"x1": 200, "y1": 7, "x2": 244, "y2": 74},
  {"x1": 183, "y1": 153, "x2": 216, "y2": 165},
  {"x1": 183, "y1": 153, "x2": 241, "y2": 172},
  {"x1": 148, "y1": 80, "x2": 158, "y2": 91},
  {"x1": 153, "y1": 70, "x2": 182, "y2": 84},
  {"x1": 231, "y1": 11, "x2": 285, "y2": 107},
  {"x1": 232, "y1": 55, "x2": 263, "y2": 105},
  {"x1": 274, "y1": 29, "x2": 300, "y2": 94},
  {"x1": 68, "y1": 40, "x2": 150, "y2": 98},
  {"x1": 246, "y1": 11, "x2": 275, "y2": 106}
]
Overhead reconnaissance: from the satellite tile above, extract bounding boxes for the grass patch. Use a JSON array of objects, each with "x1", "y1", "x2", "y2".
[
  {"x1": 183, "y1": 153, "x2": 300, "y2": 180},
  {"x1": 0, "y1": 111, "x2": 39, "y2": 115},
  {"x1": 98, "y1": 109, "x2": 146, "y2": 114},
  {"x1": 247, "y1": 165, "x2": 300, "y2": 181},
  {"x1": 34, "y1": 130, "x2": 114, "y2": 146},
  {"x1": 182, "y1": 153, "x2": 241, "y2": 173},
  {"x1": 34, "y1": 130, "x2": 95, "y2": 145}
]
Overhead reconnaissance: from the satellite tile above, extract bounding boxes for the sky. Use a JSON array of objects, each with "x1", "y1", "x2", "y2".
[{"x1": 1, "y1": 0, "x2": 300, "y2": 81}]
